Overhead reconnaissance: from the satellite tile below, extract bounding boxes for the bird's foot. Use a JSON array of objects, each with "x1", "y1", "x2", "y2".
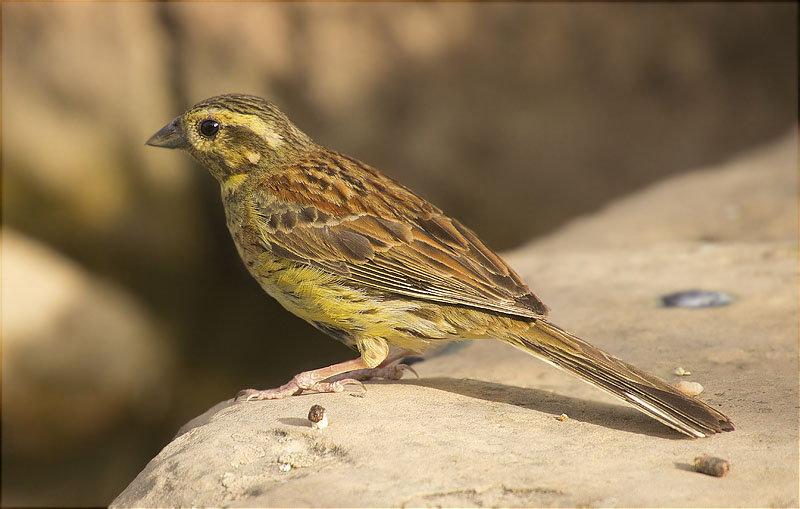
[
  {"x1": 325, "y1": 362, "x2": 419, "y2": 383},
  {"x1": 234, "y1": 355, "x2": 416, "y2": 401},
  {"x1": 236, "y1": 372, "x2": 365, "y2": 401}
]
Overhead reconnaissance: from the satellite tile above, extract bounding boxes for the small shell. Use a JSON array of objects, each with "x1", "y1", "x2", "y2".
[
  {"x1": 308, "y1": 404, "x2": 328, "y2": 430},
  {"x1": 673, "y1": 367, "x2": 692, "y2": 376},
  {"x1": 694, "y1": 455, "x2": 730, "y2": 477},
  {"x1": 312, "y1": 414, "x2": 328, "y2": 430},
  {"x1": 676, "y1": 381, "x2": 704, "y2": 396},
  {"x1": 557, "y1": 413, "x2": 569, "y2": 422}
]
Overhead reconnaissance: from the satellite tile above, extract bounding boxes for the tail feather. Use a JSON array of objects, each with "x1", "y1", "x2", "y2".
[{"x1": 508, "y1": 319, "x2": 734, "y2": 438}]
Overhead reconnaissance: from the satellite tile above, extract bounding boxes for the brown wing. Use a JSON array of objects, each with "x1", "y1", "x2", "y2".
[{"x1": 249, "y1": 150, "x2": 548, "y2": 319}]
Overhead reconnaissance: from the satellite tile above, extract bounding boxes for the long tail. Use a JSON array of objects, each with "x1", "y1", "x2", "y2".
[{"x1": 505, "y1": 319, "x2": 734, "y2": 438}]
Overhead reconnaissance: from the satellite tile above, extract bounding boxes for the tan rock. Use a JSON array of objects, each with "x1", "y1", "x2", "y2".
[{"x1": 112, "y1": 134, "x2": 798, "y2": 507}]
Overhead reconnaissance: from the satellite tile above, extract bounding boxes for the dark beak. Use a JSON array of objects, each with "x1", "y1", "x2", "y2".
[{"x1": 145, "y1": 116, "x2": 188, "y2": 148}]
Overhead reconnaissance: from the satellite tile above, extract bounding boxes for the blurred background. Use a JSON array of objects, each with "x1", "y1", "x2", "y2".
[{"x1": 1, "y1": 2, "x2": 796, "y2": 506}]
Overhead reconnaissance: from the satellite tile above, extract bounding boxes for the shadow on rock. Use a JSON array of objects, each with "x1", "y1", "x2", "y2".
[{"x1": 389, "y1": 377, "x2": 681, "y2": 439}]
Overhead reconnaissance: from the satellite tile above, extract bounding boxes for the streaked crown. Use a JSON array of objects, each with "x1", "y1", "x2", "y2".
[{"x1": 148, "y1": 94, "x2": 317, "y2": 181}]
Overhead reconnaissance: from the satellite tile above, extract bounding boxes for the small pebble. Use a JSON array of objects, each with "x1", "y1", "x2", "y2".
[
  {"x1": 694, "y1": 455, "x2": 730, "y2": 477},
  {"x1": 676, "y1": 381, "x2": 704, "y2": 396},
  {"x1": 661, "y1": 290, "x2": 733, "y2": 308},
  {"x1": 673, "y1": 367, "x2": 692, "y2": 376},
  {"x1": 557, "y1": 413, "x2": 569, "y2": 422},
  {"x1": 279, "y1": 463, "x2": 292, "y2": 472},
  {"x1": 308, "y1": 404, "x2": 328, "y2": 430}
]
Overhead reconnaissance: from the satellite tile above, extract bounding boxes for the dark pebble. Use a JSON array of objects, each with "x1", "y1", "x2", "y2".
[{"x1": 661, "y1": 290, "x2": 733, "y2": 308}]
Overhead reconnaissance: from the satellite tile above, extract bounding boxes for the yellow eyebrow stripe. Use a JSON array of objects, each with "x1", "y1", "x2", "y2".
[{"x1": 206, "y1": 108, "x2": 286, "y2": 149}]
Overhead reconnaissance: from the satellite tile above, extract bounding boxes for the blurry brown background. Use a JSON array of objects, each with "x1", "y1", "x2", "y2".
[{"x1": 1, "y1": 2, "x2": 796, "y2": 506}]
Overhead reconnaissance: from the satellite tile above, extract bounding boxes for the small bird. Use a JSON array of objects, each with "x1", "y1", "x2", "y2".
[{"x1": 147, "y1": 94, "x2": 734, "y2": 438}]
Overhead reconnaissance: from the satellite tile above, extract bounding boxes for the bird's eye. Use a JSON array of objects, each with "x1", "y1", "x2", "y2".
[{"x1": 198, "y1": 119, "x2": 220, "y2": 138}]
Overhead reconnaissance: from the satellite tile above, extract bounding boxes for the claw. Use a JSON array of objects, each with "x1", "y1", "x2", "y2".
[
  {"x1": 311, "y1": 378, "x2": 366, "y2": 394},
  {"x1": 235, "y1": 389, "x2": 259, "y2": 401},
  {"x1": 235, "y1": 382, "x2": 304, "y2": 401},
  {"x1": 398, "y1": 364, "x2": 419, "y2": 379}
]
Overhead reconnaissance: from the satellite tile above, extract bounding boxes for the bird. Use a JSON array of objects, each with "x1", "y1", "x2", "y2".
[{"x1": 146, "y1": 93, "x2": 734, "y2": 438}]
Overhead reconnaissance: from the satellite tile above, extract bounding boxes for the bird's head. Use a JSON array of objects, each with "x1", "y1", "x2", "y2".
[{"x1": 146, "y1": 94, "x2": 316, "y2": 181}]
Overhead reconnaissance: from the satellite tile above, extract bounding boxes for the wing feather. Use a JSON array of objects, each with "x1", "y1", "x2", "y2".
[{"x1": 249, "y1": 150, "x2": 549, "y2": 318}]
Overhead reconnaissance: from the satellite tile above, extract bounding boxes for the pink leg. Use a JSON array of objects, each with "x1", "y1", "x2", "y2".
[
  {"x1": 236, "y1": 357, "x2": 371, "y2": 401},
  {"x1": 324, "y1": 349, "x2": 419, "y2": 383}
]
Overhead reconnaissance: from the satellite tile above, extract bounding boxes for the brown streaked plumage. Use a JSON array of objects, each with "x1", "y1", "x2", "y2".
[
  {"x1": 251, "y1": 150, "x2": 548, "y2": 318},
  {"x1": 147, "y1": 93, "x2": 734, "y2": 438}
]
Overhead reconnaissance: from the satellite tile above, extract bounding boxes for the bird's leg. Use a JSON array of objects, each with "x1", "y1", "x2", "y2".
[
  {"x1": 236, "y1": 357, "x2": 371, "y2": 401},
  {"x1": 323, "y1": 348, "x2": 419, "y2": 383}
]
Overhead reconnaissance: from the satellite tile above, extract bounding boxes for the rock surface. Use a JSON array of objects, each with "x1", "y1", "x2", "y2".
[{"x1": 112, "y1": 132, "x2": 798, "y2": 507}]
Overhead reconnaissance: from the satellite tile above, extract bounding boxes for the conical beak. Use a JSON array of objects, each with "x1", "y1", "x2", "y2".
[{"x1": 145, "y1": 116, "x2": 188, "y2": 149}]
